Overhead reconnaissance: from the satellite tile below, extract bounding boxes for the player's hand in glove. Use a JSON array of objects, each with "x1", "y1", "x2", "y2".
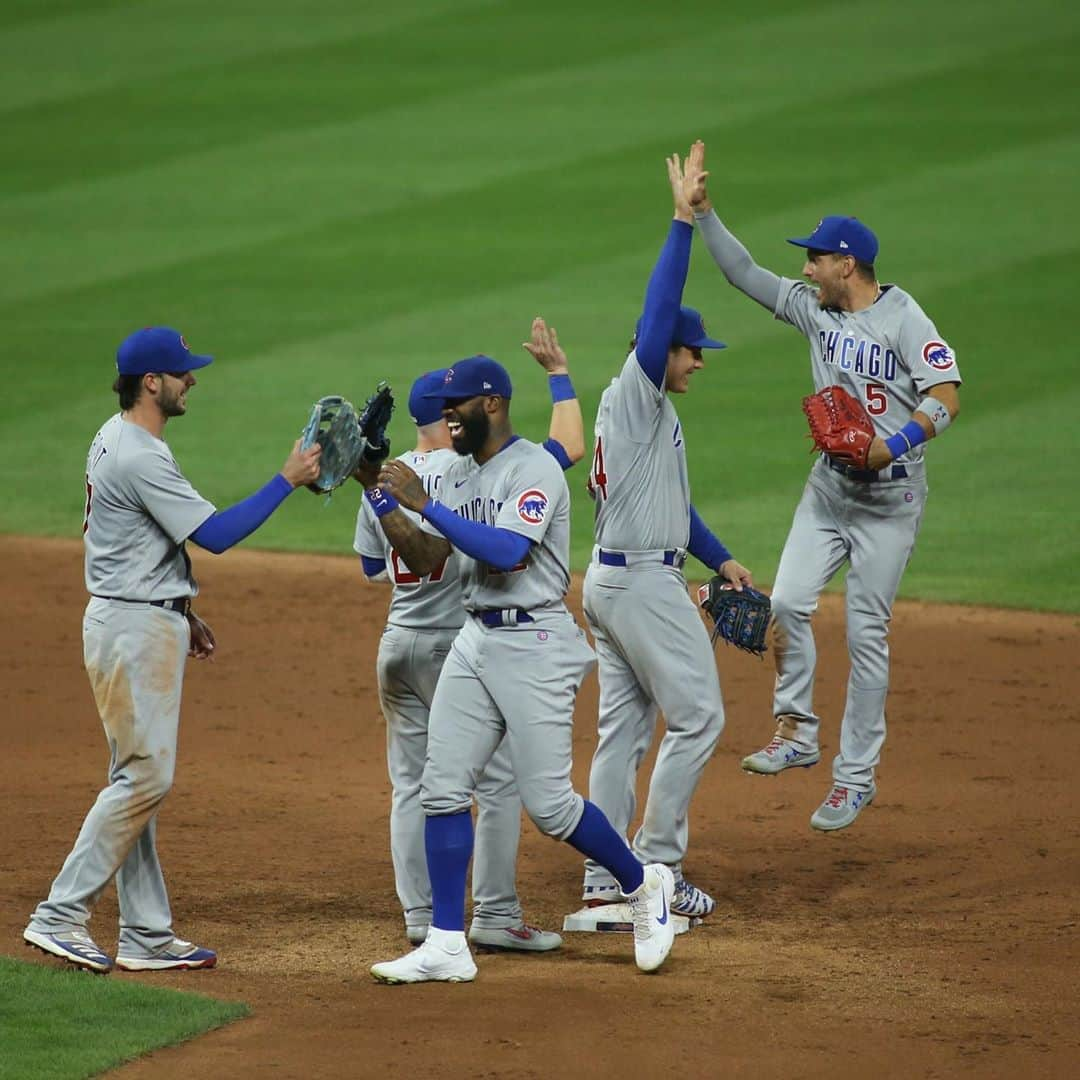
[
  {"x1": 698, "y1": 577, "x2": 772, "y2": 656},
  {"x1": 802, "y1": 385, "x2": 877, "y2": 469},
  {"x1": 356, "y1": 382, "x2": 395, "y2": 465}
]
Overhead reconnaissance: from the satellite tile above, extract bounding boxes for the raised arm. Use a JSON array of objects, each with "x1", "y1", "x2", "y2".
[
  {"x1": 683, "y1": 140, "x2": 782, "y2": 313},
  {"x1": 522, "y1": 316, "x2": 584, "y2": 467},
  {"x1": 634, "y1": 153, "x2": 696, "y2": 388}
]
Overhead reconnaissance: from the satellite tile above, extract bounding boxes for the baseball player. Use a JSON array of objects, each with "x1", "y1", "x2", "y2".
[
  {"x1": 23, "y1": 327, "x2": 321, "y2": 973},
  {"x1": 368, "y1": 354, "x2": 677, "y2": 983},
  {"x1": 580, "y1": 148, "x2": 752, "y2": 921},
  {"x1": 354, "y1": 319, "x2": 583, "y2": 951},
  {"x1": 682, "y1": 141, "x2": 962, "y2": 830}
]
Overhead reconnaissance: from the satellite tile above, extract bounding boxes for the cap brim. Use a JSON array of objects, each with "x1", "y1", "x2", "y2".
[
  {"x1": 688, "y1": 337, "x2": 727, "y2": 350},
  {"x1": 786, "y1": 236, "x2": 816, "y2": 251},
  {"x1": 178, "y1": 353, "x2": 214, "y2": 372}
]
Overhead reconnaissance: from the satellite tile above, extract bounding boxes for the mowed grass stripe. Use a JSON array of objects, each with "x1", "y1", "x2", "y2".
[{"x1": 3, "y1": 1, "x2": 1072, "y2": 304}]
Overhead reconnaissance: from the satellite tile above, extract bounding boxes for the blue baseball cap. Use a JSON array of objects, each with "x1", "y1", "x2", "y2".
[
  {"x1": 409, "y1": 369, "x2": 450, "y2": 426},
  {"x1": 635, "y1": 306, "x2": 726, "y2": 350},
  {"x1": 422, "y1": 355, "x2": 513, "y2": 403},
  {"x1": 116, "y1": 327, "x2": 214, "y2": 376},
  {"x1": 787, "y1": 216, "x2": 879, "y2": 264}
]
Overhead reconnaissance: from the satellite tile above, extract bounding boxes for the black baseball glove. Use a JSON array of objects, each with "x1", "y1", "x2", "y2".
[
  {"x1": 697, "y1": 579, "x2": 771, "y2": 656},
  {"x1": 356, "y1": 381, "x2": 394, "y2": 465}
]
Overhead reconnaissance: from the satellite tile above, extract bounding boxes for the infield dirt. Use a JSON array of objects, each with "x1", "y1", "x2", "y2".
[{"x1": 3, "y1": 537, "x2": 1077, "y2": 1079}]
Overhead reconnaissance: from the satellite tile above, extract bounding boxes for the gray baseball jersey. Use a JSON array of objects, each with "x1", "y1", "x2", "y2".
[
  {"x1": 775, "y1": 279, "x2": 964, "y2": 456},
  {"x1": 588, "y1": 353, "x2": 690, "y2": 551},
  {"x1": 419, "y1": 437, "x2": 570, "y2": 614},
  {"x1": 354, "y1": 448, "x2": 465, "y2": 631},
  {"x1": 84, "y1": 413, "x2": 215, "y2": 599}
]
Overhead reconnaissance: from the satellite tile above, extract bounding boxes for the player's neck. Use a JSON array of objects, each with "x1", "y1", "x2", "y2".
[
  {"x1": 123, "y1": 401, "x2": 167, "y2": 439},
  {"x1": 843, "y1": 279, "x2": 881, "y2": 313},
  {"x1": 474, "y1": 426, "x2": 515, "y2": 465}
]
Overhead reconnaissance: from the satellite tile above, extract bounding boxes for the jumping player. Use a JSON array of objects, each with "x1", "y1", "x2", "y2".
[
  {"x1": 368, "y1": 353, "x2": 676, "y2": 983},
  {"x1": 23, "y1": 327, "x2": 320, "y2": 973},
  {"x1": 354, "y1": 318, "x2": 583, "y2": 951},
  {"x1": 579, "y1": 147, "x2": 751, "y2": 919},
  {"x1": 683, "y1": 141, "x2": 962, "y2": 831}
]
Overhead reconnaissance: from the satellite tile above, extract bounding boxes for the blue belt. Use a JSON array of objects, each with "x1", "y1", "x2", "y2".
[
  {"x1": 597, "y1": 549, "x2": 682, "y2": 567},
  {"x1": 824, "y1": 456, "x2": 908, "y2": 484},
  {"x1": 474, "y1": 609, "x2": 535, "y2": 628}
]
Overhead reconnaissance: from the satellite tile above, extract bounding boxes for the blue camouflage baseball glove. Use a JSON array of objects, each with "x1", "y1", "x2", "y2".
[
  {"x1": 697, "y1": 580, "x2": 771, "y2": 656},
  {"x1": 300, "y1": 395, "x2": 367, "y2": 495}
]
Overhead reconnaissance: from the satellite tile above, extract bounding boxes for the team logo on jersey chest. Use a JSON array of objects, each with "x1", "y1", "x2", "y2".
[
  {"x1": 516, "y1": 489, "x2": 548, "y2": 525},
  {"x1": 922, "y1": 340, "x2": 955, "y2": 371}
]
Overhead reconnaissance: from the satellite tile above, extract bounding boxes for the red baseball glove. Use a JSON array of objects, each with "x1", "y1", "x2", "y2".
[{"x1": 802, "y1": 385, "x2": 875, "y2": 469}]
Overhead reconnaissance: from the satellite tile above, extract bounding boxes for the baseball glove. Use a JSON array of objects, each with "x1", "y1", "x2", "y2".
[
  {"x1": 802, "y1": 385, "x2": 875, "y2": 469},
  {"x1": 356, "y1": 381, "x2": 394, "y2": 466},
  {"x1": 300, "y1": 384, "x2": 395, "y2": 495},
  {"x1": 697, "y1": 579, "x2": 771, "y2": 656}
]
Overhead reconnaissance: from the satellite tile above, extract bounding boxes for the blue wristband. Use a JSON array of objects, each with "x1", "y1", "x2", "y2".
[
  {"x1": 365, "y1": 486, "x2": 399, "y2": 518},
  {"x1": 548, "y1": 373, "x2": 575, "y2": 403},
  {"x1": 885, "y1": 419, "x2": 928, "y2": 460}
]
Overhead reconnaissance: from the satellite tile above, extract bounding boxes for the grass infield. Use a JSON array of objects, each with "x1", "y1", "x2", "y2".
[
  {"x1": 0, "y1": 956, "x2": 247, "y2": 1080},
  {"x1": 1, "y1": 0, "x2": 1077, "y2": 610}
]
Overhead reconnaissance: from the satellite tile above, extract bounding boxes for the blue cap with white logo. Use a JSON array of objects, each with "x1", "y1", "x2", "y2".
[
  {"x1": 787, "y1": 216, "x2": 879, "y2": 264},
  {"x1": 635, "y1": 306, "x2": 727, "y2": 350},
  {"x1": 116, "y1": 327, "x2": 214, "y2": 376},
  {"x1": 422, "y1": 355, "x2": 513, "y2": 403},
  {"x1": 409, "y1": 369, "x2": 449, "y2": 426}
]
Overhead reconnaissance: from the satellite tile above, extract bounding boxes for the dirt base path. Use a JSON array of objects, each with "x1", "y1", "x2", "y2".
[{"x1": 3, "y1": 537, "x2": 1077, "y2": 1079}]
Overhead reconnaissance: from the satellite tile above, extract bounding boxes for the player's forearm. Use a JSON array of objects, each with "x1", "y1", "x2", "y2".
[
  {"x1": 188, "y1": 473, "x2": 293, "y2": 554},
  {"x1": 421, "y1": 501, "x2": 531, "y2": 572},
  {"x1": 546, "y1": 376, "x2": 584, "y2": 466},
  {"x1": 375, "y1": 507, "x2": 450, "y2": 575},
  {"x1": 636, "y1": 220, "x2": 693, "y2": 385},
  {"x1": 693, "y1": 209, "x2": 782, "y2": 312},
  {"x1": 880, "y1": 386, "x2": 960, "y2": 464},
  {"x1": 688, "y1": 503, "x2": 733, "y2": 572}
]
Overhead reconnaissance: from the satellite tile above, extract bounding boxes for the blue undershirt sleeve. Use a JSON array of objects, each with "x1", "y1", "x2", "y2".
[
  {"x1": 421, "y1": 500, "x2": 532, "y2": 571},
  {"x1": 636, "y1": 220, "x2": 693, "y2": 389},
  {"x1": 542, "y1": 437, "x2": 574, "y2": 472},
  {"x1": 189, "y1": 473, "x2": 293, "y2": 554},
  {"x1": 360, "y1": 555, "x2": 388, "y2": 579},
  {"x1": 688, "y1": 503, "x2": 732, "y2": 571}
]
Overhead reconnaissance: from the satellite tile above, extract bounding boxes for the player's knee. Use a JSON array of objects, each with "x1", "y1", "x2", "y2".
[
  {"x1": 520, "y1": 788, "x2": 581, "y2": 840},
  {"x1": 769, "y1": 590, "x2": 806, "y2": 625},
  {"x1": 420, "y1": 784, "x2": 472, "y2": 817}
]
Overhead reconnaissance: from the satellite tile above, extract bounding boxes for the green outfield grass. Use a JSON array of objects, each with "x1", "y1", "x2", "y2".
[
  {"x1": 1, "y1": 0, "x2": 1077, "y2": 610},
  {"x1": 0, "y1": 957, "x2": 247, "y2": 1079}
]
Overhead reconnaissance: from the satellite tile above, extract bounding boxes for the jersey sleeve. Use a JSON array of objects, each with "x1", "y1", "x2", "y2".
[
  {"x1": 128, "y1": 446, "x2": 216, "y2": 544},
  {"x1": 353, "y1": 499, "x2": 386, "y2": 559},
  {"x1": 604, "y1": 351, "x2": 666, "y2": 445},
  {"x1": 774, "y1": 277, "x2": 821, "y2": 337},
  {"x1": 895, "y1": 300, "x2": 962, "y2": 392},
  {"x1": 493, "y1": 449, "x2": 564, "y2": 545}
]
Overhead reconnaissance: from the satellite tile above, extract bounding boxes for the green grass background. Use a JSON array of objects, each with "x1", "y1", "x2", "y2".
[
  {"x1": 1, "y1": 0, "x2": 1078, "y2": 610},
  {"x1": 0, "y1": 957, "x2": 246, "y2": 1080}
]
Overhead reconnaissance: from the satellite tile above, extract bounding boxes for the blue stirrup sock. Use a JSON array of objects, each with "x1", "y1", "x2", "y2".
[
  {"x1": 566, "y1": 800, "x2": 645, "y2": 895},
  {"x1": 425, "y1": 811, "x2": 474, "y2": 932}
]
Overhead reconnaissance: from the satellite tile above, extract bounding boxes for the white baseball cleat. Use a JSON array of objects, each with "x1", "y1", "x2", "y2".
[
  {"x1": 372, "y1": 929, "x2": 477, "y2": 985},
  {"x1": 24, "y1": 927, "x2": 113, "y2": 974},
  {"x1": 810, "y1": 784, "x2": 876, "y2": 831},
  {"x1": 626, "y1": 864, "x2": 676, "y2": 973},
  {"x1": 741, "y1": 735, "x2": 821, "y2": 775}
]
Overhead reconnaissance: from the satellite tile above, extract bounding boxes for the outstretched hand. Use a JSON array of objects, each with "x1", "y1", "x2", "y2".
[
  {"x1": 682, "y1": 139, "x2": 710, "y2": 212},
  {"x1": 522, "y1": 317, "x2": 568, "y2": 374},
  {"x1": 667, "y1": 152, "x2": 694, "y2": 224},
  {"x1": 281, "y1": 438, "x2": 322, "y2": 489}
]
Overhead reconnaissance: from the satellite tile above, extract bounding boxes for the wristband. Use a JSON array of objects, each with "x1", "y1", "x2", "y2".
[
  {"x1": 548, "y1": 374, "x2": 575, "y2": 403},
  {"x1": 884, "y1": 419, "x2": 928, "y2": 461},
  {"x1": 365, "y1": 486, "x2": 399, "y2": 518},
  {"x1": 915, "y1": 395, "x2": 952, "y2": 435}
]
